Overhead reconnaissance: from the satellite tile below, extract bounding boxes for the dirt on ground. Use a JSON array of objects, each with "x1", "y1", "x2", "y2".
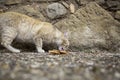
[{"x1": 0, "y1": 51, "x2": 120, "y2": 80}]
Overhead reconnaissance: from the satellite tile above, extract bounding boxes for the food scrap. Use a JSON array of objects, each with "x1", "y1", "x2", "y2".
[{"x1": 49, "y1": 50, "x2": 68, "y2": 55}]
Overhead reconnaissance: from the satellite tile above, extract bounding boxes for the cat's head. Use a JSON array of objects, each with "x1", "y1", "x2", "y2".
[
  {"x1": 58, "y1": 38, "x2": 69, "y2": 51},
  {"x1": 56, "y1": 32, "x2": 69, "y2": 50}
]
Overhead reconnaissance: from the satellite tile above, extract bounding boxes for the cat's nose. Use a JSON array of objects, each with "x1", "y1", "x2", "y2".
[{"x1": 59, "y1": 46, "x2": 64, "y2": 50}]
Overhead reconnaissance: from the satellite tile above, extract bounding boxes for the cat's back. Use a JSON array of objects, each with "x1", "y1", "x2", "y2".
[{"x1": 0, "y1": 12, "x2": 36, "y2": 28}]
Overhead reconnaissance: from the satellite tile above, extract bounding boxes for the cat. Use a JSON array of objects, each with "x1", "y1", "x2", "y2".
[{"x1": 0, "y1": 12, "x2": 69, "y2": 53}]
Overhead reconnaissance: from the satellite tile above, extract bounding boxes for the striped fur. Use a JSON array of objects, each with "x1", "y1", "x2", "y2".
[{"x1": 0, "y1": 12, "x2": 69, "y2": 53}]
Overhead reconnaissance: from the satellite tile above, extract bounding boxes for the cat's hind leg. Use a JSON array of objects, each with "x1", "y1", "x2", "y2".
[{"x1": 1, "y1": 27, "x2": 20, "y2": 53}]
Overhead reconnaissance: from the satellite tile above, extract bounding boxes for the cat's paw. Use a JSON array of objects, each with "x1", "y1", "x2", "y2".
[
  {"x1": 37, "y1": 49, "x2": 45, "y2": 53},
  {"x1": 12, "y1": 49, "x2": 21, "y2": 53}
]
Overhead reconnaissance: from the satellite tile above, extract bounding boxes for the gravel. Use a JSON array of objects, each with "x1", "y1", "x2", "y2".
[{"x1": 0, "y1": 51, "x2": 120, "y2": 80}]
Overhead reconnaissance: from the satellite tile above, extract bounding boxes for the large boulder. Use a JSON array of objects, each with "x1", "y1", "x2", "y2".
[
  {"x1": 55, "y1": 2, "x2": 120, "y2": 51},
  {"x1": 46, "y1": 3, "x2": 67, "y2": 19}
]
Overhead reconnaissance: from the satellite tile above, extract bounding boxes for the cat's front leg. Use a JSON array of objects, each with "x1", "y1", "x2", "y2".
[{"x1": 33, "y1": 37, "x2": 45, "y2": 53}]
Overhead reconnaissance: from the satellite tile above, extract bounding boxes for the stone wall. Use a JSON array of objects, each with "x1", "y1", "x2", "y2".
[
  {"x1": 0, "y1": 0, "x2": 120, "y2": 52},
  {"x1": 0, "y1": 0, "x2": 120, "y2": 21}
]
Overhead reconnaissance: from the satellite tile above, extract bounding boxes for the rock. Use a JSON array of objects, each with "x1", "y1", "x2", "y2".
[
  {"x1": 95, "y1": 0, "x2": 105, "y2": 5},
  {"x1": 106, "y1": 0, "x2": 120, "y2": 10},
  {"x1": 69, "y1": 3, "x2": 76, "y2": 13},
  {"x1": 79, "y1": 0, "x2": 93, "y2": 5},
  {"x1": 28, "y1": 0, "x2": 59, "y2": 2},
  {"x1": 61, "y1": 1, "x2": 78, "y2": 14},
  {"x1": 46, "y1": 3, "x2": 67, "y2": 19},
  {"x1": 0, "y1": 0, "x2": 4, "y2": 3},
  {"x1": 76, "y1": 0, "x2": 105, "y2": 5},
  {"x1": 115, "y1": 11, "x2": 120, "y2": 20},
  {"x1": 0, "y1": 9, "x2": 3, "y2": 13},
  {"x1": 106, "y1": 0, "x2": 120, "y2": 8},
  {"x1": 8, "y1": 5, "x2": 46, "y2": 21},
  {"x1": 61, "y1": 1, "x2": 69, "y2": 9},
  {"x1": 55, "y1": 2, "x2": 120, "y2": 51},
  {"x1": 5, "y1": 0, "x2": 23, "y2": 5}
]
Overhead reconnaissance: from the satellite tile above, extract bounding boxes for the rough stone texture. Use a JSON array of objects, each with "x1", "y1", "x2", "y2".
[
  {"x1": 74, "y1": 0, "x2": 105, "y2": 6},
  {"x1": 0, "y1": 52, "x2": 119, "y2": 80},
  {"x1": 75, "y1": 0, "x2": 105, "y2": 5},
  {"x1": 115, "y1": 11, "x2": 120, "y2": 20},
  {"x1": 0, "y1": 0, "x2": 119, "y2": 22},
  {"x1": 0, "y1": 9, "x2": 3, "y2": 13},
  {"x1": 106, "y1": 0, "x2": 120, "y2": 11},
  {"x1": 77, "y1": 0, "x2": 93, "y2": 5},
  {"x1": 46, "y1": 3, "x2": 67, "y2": 19},
  {"x1": 0, "y1": 0, "x2": 4, "y2": 3},
  {"x1": 9, "y1": 5, "x2": 46, "y2": 21},
  {"x1": 2, "y1": 0, "x2": 59, "y2": 3},
  {"x1": 106, "y1": 0, "x2": 120, "y2": 7},
  {"x1": 4, "y1": 0, "x2": 23, "y2": 5},
  {"x1": 55, "y1": 2, "x2": 120, "y2": 51},
  {"x1": 29, "y1": 0, "x2": 59, "y2": 2},
  {"x1": 95, "y1": 0, "x2": 105, "y2": 5}
]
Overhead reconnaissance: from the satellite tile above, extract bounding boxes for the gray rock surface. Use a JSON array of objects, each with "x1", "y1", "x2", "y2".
[
  {"x1": 115, "y1": 11, "x2": 120, "y2": 20},
  {"x1": 46, "y1": 3, "x2": 67, "y2": 19},
  {"x1": 95, "y1": 0, "x2": 105, "y2": 5},
  {"x1": 0, "y1": 52, "x2": 119, "y2": 80},
  {"x1": 5, "y1": 0, "x2": 23, "y2": 5},
  {"x1": 106, "y1": 0, "x2": 120, "y2": 8},
  {"x1": 78, "y1": 0, "x2": 93, "y2": 5},
  {"x1": 76, "y1": 0, "x2": 105, "y2": 5},
  {"x1": 106, "y1": 0, "x2": 120, "y2": 10},
  {"x1": 9, "y1": 5, "x2": 46, "y2": 21},
  {"x1": 55, "y1": 2, "x2": 120, "y2": 51},
  {"x1": 29, "y1": 0, "x2": 58, "y2": 2}
]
